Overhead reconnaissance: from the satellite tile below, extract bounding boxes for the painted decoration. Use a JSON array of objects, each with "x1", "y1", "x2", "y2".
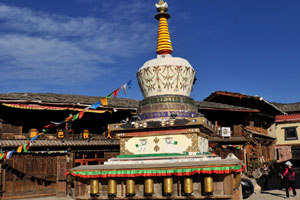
[
  {"x1": 122, "y1": 134, "x2": 208, "y2": 155},
  {"x1": 137, "y1": 55, "x2": 196, "y2": 98}
]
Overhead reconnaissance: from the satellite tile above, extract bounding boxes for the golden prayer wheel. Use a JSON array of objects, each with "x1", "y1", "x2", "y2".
[
  {"x1": 144, "y1": 178, "x2": 154, "y2": 196},
  {"x1": 126, "y1": 179, "x2": 135, "y2": 197},
  {"x1": 163, "y1": 177, "x2": 173, "y2": 196},
  {"x1": 183, "y1": 177, "x2": 193, "y2": 196},
  {"x1": 90, "y1": 179, "x2": 99, "y2": 197},
  {"x1": 204, "y1": 176, "x2": 214, "y2": 194},
  {"x1": 108, "y1": 179, "x2": 117, "y2": 197}
]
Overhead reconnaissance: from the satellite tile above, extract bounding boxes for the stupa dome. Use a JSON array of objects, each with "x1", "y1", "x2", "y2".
[
  {"x1": 137, "y1": 54, "x2": 196, "y2": 98},
  {"x1": 136, "y1": 0, "x2": 198, "y2": 120}
]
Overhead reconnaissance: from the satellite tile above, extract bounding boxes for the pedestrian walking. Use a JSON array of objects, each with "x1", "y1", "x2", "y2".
[
  {"x1": 260, "y1": 163, "x2": 270, "y2": 190},
  {"x1": 278, "y1": 165, "x2": 285, "y2": 190},
  {"x1": 283, "y1": 161, "x2": 297, "y2": 198}
]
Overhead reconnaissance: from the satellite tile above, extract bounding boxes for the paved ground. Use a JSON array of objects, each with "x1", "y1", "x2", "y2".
[
  {"x1": 247, "y1": 189, "x2": 300, "y2": 200},
  {"x1": 246, "y1": 172, "x2": 300, "y2": 200}
]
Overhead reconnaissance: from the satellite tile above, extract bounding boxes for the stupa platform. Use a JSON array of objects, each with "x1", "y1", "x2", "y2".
[{"x1": 67, "y1": 154, "x2": 243, "y2": 179}]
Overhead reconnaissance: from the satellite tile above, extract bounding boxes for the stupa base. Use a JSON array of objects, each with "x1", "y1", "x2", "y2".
[{"x1": 67, "y1": 155, "x2": 244, "y2": 200}]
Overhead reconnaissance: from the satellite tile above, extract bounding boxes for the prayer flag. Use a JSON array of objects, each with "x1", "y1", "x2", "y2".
[
  {"x1": 23, "y1": 141, "x2": 30, "y2": 153},
  {"x1": 65, "y1": 115, "x2": 73, "y2": 122},
  {"x1": 17, "y1": 145, "x2": 23, "y2": 153},
  {"x1": 113, "y1": 88, "x2": 120, "y2": 98},
  {"x1": 44, "y1": 124, "x2": 55, "y2": 129},
  {"x1": 79, "y1": 106, "x2": 90, "y2": 119},
  {"x1": 30, "y1": 135, "x2": 39, "y2": 142},
  {"x1": 0, "y1": 153, "x2": 4, "y2": 160},
  {"x1": 106, "y1": 92, "x2": 113, "y2": 99},
  {"x1": 127, "y1": 80, "x2": 132, "y2": 88},
  {"x1": 3, "y1": 152, "x2": 8, "y2": 159},
  {"x1": 51, "y1": 121, "x2": 62, "y2": 126},
  {"x1": 121, "y1": 83, "x2": 127, "y2": 94},
  {"x1": 90, "y1": 101, "x2": 101, "y2": 109},
  {"x1": 7, "y1": 150, "x2": 15, "y2": 159},
  {"x1": 100, "y1": 98, "x2": 108, "y2": 106},
  {"x1": 72, "y1": 113, "x2": 79, "y2": 121},
  {"x1": 79, "y1": 110, "x2": 85, "y2": 119}
]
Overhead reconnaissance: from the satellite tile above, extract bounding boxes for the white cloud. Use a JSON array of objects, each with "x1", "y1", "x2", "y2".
[{"x1": 0, "y1": 1, "x2": 156, "y2": 90}]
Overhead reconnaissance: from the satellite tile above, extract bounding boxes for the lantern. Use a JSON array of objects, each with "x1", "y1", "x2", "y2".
[{"x1": 57, "y1": 129, "x2": 65, "y2": 139}]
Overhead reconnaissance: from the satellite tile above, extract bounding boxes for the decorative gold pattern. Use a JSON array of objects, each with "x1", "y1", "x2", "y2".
[
  {"x1": 137, "y1": 65, "x2": 195, "y2": 96},
  {"x1": 184, "y1": 133, "x2": 198, "y2": 153},
  {"x1": 154, "y1": 137, "x2": 160, "y2": 144},
  {"x1": 120, "y1": 138, "x2": 133, "y2": 155},
  {"x1": 154, "y1": 145, "x2": 160, "y2": 152}
]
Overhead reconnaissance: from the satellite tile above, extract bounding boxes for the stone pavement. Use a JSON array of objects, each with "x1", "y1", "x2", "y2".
[
  {"x1": 246, "y1": 172, "x2": 300, "y2": 200},
  {"x1": 247, "y1": 189, "x2": 300, "y2": 200}
]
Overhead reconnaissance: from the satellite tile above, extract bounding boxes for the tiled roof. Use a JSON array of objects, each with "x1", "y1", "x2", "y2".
[
  {"x1": 0, "y1": 93, "x2": 261, "y2": 113},
  {"x1": 276, "y1": 114, "x2": 300, "y2": 123},
  {"x1": 272, "y1": 102, "x2": 300, "y2": 114},
  {"x1": 195, "y1": 101, "x2": 258, "y2": 112},
  {"x1": 0, "y1": 93, "x2": 139, "y2": 109},
  {"x1": 203, "y1": 91, "x2": 285, "y2": 115},
  {"x1": 0, "y1": 139, "x2": 120, "y2": 148}
]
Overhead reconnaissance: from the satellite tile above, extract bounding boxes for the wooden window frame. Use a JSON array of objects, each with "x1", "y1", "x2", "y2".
[{"x1": 283, "y1": 126, "x2": 298, "y2": 141}]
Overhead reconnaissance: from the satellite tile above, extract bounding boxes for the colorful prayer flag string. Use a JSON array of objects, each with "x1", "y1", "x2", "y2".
[{"x1": 0, "y1": 79, "x2": 132, "y2": 160}]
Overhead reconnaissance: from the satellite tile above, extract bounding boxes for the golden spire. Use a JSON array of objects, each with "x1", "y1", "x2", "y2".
[{"x1": 155, "y1": 0, "x2": 173, "y2": 55}]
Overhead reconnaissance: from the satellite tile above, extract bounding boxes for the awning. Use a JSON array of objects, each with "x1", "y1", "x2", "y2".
[{"x1": 67, "y1": 160, "x2": 244, "y2": 178}]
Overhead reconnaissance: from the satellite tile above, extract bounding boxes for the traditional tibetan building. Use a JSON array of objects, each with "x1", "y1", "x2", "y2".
[
  {"x1": 203, "y1": 91, "x2": 285, "y2": 173},
  {"x1": 67, "y1": 1, "x2": 244, "y2": 199},
  {"x1": 0, "y1": 93, "x2": 136, "y2": 199},
  {"x1": 275, "y1": 114, "x2": 300, "y2": 164}
]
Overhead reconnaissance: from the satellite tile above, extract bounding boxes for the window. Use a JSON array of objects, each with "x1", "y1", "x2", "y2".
[{"x1": 283, "y1": 126, "x2": 298, "y2": 141}]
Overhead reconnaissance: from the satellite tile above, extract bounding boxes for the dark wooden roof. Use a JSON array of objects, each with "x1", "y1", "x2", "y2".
[
  {"x1": 0, "y1": 93, "x2": 139, "y2": 109},
  {"x1": 0, "y1": 93, "x2": 259, "y2": 113},
  {"x1": 204, "y1": 91, "x2": 285, "y2": 116},
  {"x1": 0, "y1": 139, "x2": 120, "y2": 148},
  {"x1": 195, "y1": 101, "x2": 258, "y2": 112},
  {"x1": 272, "y1": 102, "x2": 300, "y2": 114}
]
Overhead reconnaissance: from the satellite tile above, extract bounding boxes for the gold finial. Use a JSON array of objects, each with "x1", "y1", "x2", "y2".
[
  {"x1": 158, "y1": 0, "x2": 164, "y2": 5},
  {"x1": 156, "y1": 0, "x2": 168, "y2": 13},
  {"x1": 155, "y1": 0, "x2": 172, "y2": 55}
]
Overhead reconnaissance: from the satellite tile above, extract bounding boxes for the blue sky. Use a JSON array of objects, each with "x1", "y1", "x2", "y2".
[{"x1": 0, "y1": 0, "x2": 299, "y2": 103}]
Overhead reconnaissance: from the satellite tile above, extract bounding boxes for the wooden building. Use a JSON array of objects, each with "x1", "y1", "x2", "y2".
[
  {"x1": 201, "y1": 91, "x2": 285, "y2": 172},
  {"x1": 0, "y1": 93, "x2": 136, "y2": 199},
  {"x1": 0, "y1": 92, "x2": 286, "y2": 198}
]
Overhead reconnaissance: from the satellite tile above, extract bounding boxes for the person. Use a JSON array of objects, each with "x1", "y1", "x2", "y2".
[
  {"x1": 283, "y1": 161, "x2": 296, "y2": 198},
  {"x1": 278, "y1": 165, "x2": 285, "y2": 190},
  {"x1": 260, "y1": 163, "x2": 270, "y2": 190}
]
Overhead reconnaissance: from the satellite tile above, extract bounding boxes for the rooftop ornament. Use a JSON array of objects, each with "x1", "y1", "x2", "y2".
[{"x1": 155, "y1": 0, "x2": 173, "y2": 55}]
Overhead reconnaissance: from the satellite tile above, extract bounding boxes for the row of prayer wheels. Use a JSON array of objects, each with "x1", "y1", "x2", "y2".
[{"x1": 90, "y1": 176, "x2": 214, "y2": 197}]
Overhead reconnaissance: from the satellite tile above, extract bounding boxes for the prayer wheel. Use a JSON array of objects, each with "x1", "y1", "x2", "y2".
[
  {"x1": 144, "y1": 178, "x2": 154, "y2": 196},
  {"x1": 183, "y1": 177, "x2": 193, "y2": 196},
  {"x1": 126, "y1": 179, "x2": 135, "y2": 197},
  {"x1": 108, "y1": 179, "x2": 117, "y2": 197},
  {"x1": 163, "y1": 177, "x2": 173, "y2": 196},
  {"x1": 90, "y1": 179, "x2": 99, "y2": 197},
  {"x1": 204, "y1": 176, "x2": 214, "y2": 194}
]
